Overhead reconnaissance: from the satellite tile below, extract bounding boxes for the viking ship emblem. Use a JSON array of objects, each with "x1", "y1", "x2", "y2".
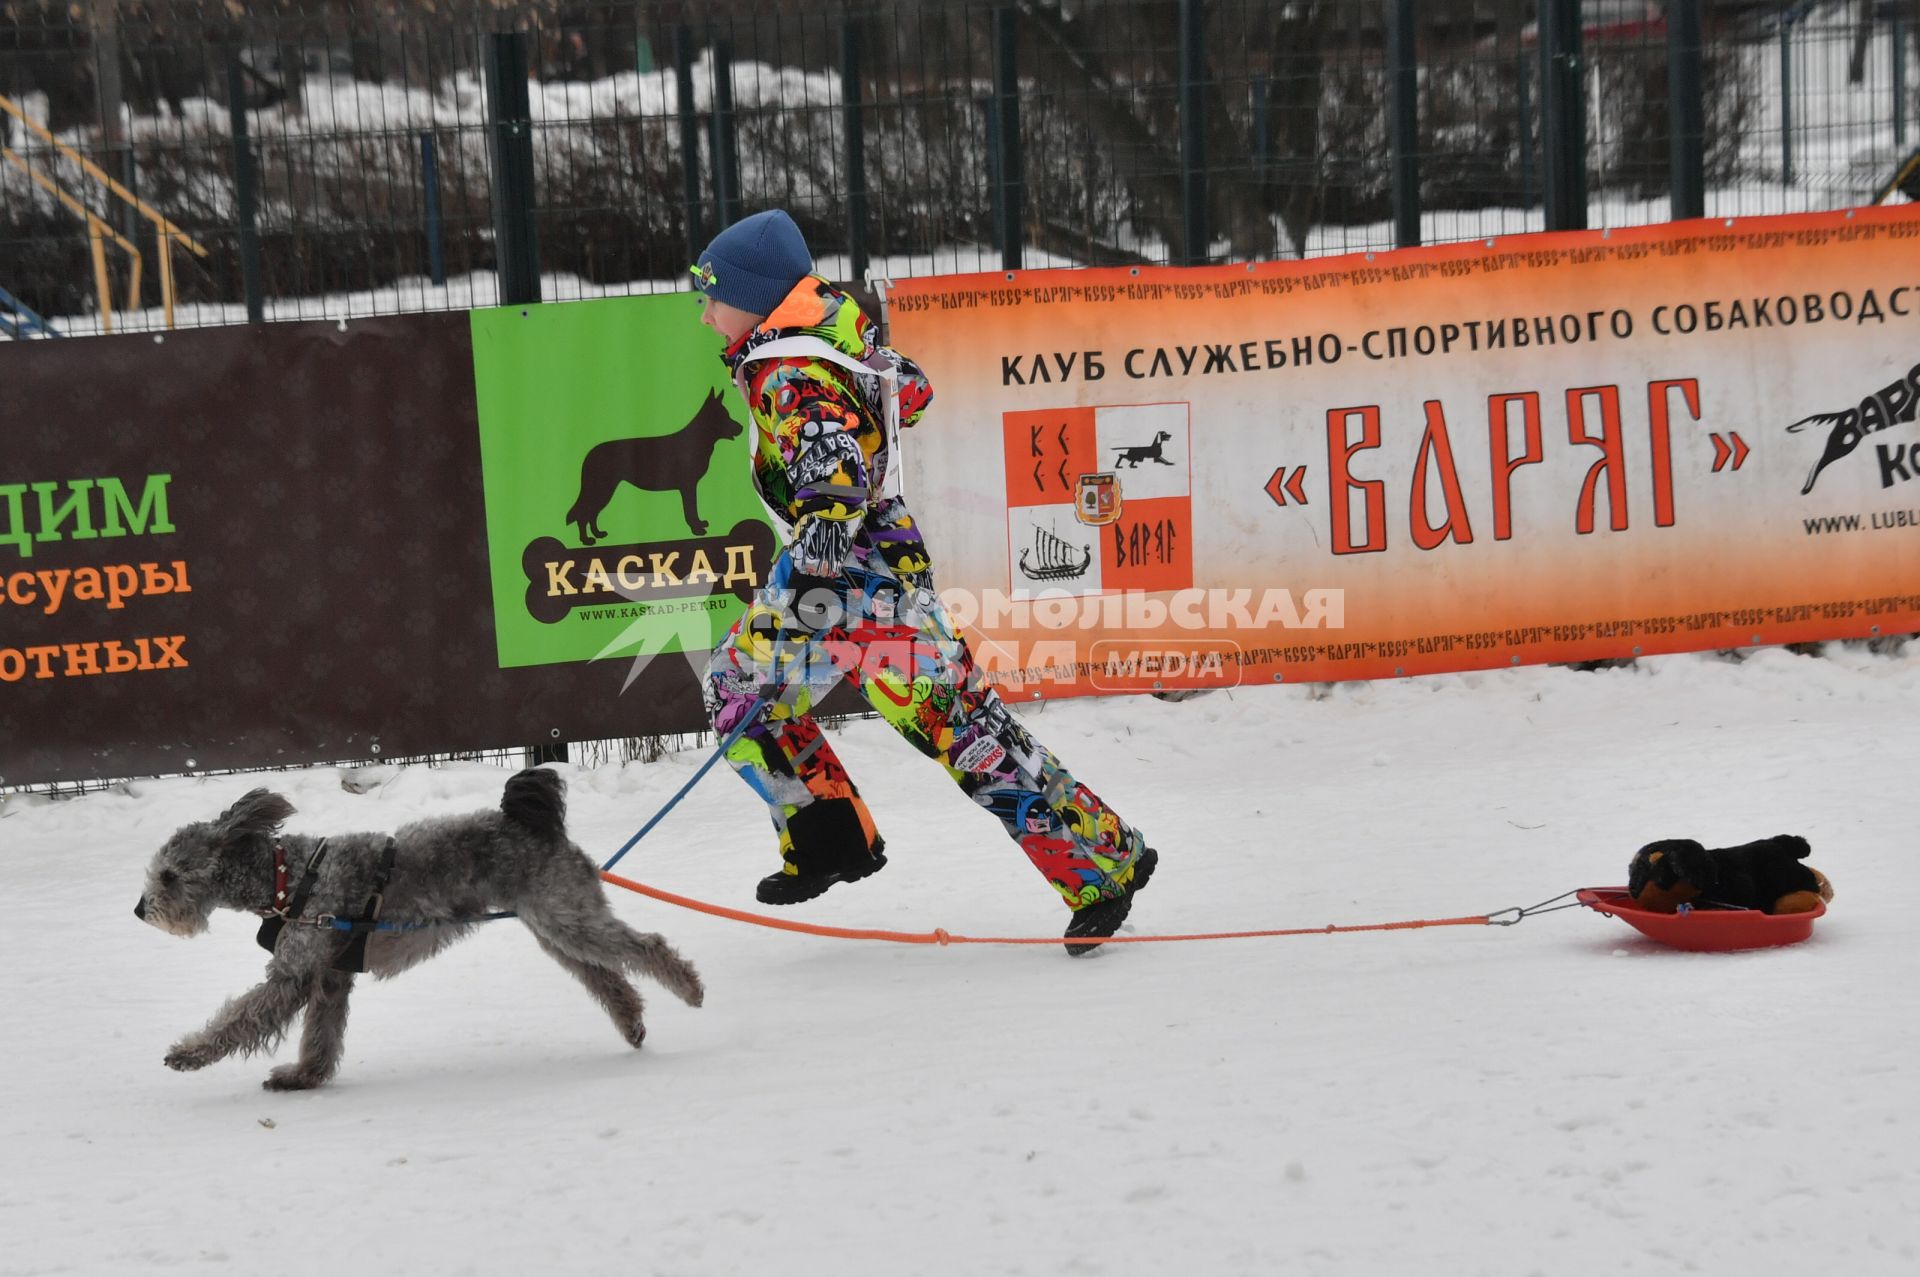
[{"x1": 1019, "y1": 523, "x2": 1093, "y2": 581}]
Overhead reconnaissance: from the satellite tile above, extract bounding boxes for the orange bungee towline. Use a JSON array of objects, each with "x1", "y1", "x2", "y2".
[{"x1": 598, "y1": 870, "x2": 1573, "y2": 948}]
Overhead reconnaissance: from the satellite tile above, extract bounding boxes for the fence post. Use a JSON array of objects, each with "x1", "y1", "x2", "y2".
[
  {"x1": 1178, "y1": 0, "x2": 1207, "y2": 265},
  {"x1": 710, "y1": 37, "x2": 743, "y2": 230},
  {"x1": 485, "y1": 30, "x2": 554, "y2": 766},
  {"x1": 1895, "y1": 8, "x2": 1909, "y2": 148},
  {"x1": 984, "y1": 93, "x2": 1004, "y2": 256},
  {"x1": 89, "y1": 0, "x2": 123, "y2": 146},
  {"x1": 842, "y1": 18, "x2": 868, "y2": 282},
  {"x1": 420, "y1": 132, "x2": 447, "y2": 286},
  {"x1": 1667, "y1": 0, "x2": 1706, "y2": 221},
  {"x1": 1780, "y1": 23, "x2": 1794, "y2": 186},
  {"x1": 89, "y1": 0, "x2": 140, "y2": 250},
  {"x1": 1250, "y1": 76, "x2": 1270, "y2": 191},
  {"x1": 1385, "y1": 0, "x2": 1420, "y2": 249},
  {"x1": 991, "y1": 6, "x2": 1023, "y2": 271},
  {"x1": 1517, "y1": 47, "x2": 1536, "y2": 207},
  {"x1": 1538, "y1": 0, "x2": 1587, "y2": 231},
  {"x1": 675, "y1": 26, "x2": 705, "y2": 261},
  {"x1": 225, "y1": 55, "x2": 265, "y2": 323},
  {"x1": 484, "y1": 31, "x2": 541, "y2": 307}
]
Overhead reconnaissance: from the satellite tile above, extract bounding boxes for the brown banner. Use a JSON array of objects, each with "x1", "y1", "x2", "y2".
[{"x1": 1, "y1": 314, "x2": 744, "y2": 787}]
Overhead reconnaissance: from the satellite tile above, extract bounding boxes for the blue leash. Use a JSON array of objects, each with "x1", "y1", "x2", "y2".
[
  {"x1": 599, "y1": 695, "x2": 768, "y2": 872},
  {"x1": 319, "y1": 910, "x2": 519, "y2": 934},
  {"x1": 595, "y1": 630, "x2": 800, "y2": 871}
]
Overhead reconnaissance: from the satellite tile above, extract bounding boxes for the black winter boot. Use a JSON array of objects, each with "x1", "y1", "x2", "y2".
[
  {"x1": 1063, "y1": 846, "x2": 1158, "y2": 957},
  {"x1": 756, "y1": 838, "x2": 888, "y2": 904},
  {"x1": 757, "y1": 797, "x2": 887, "y2": 905}
]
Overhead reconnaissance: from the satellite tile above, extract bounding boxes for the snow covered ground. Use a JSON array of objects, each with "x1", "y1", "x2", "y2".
[{"x1": 5, "y1": 644, "x2": 1918, "y2": 1276}]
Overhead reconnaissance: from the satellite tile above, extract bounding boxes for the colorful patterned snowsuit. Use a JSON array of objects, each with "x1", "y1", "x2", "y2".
[{"x1": 703, "y1": 276, "x2": 1151, "y2": 911}]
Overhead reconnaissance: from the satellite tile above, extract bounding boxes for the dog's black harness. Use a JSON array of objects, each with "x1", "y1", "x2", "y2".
[{"x1": 254, "y1": 837, "x2": 397, "y2": 973}]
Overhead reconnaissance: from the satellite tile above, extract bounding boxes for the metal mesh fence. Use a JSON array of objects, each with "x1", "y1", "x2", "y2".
[{"x1": 2, "y1": 1, "x2": 1914, "y2": 339}]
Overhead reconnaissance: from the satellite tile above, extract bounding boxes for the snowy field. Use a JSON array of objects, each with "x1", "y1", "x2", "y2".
[{"x1": 4, "y1": 645, "x2": 1919, "y2": 1276}]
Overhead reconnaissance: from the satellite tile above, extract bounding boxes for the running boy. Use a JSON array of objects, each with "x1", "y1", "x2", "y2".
[{"x1": 694, "y1": 209, "x2": 1156, "y2": 955}]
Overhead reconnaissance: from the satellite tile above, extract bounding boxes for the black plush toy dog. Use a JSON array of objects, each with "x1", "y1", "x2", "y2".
[{"x1": 1627, "y1": 834, "x2": 1834, "y2": 915}]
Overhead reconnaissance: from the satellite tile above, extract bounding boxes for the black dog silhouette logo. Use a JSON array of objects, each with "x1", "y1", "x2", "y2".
[
  {"x1": 565, "y1": 389, "x2": 743, "y2": 542},
  {"x1": 519, "y1": 391, "x2": 771, "y2": 627}
]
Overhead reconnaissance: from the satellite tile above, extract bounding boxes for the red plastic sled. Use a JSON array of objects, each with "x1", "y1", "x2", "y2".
[{"x1": 1576, "y1": 887, "x2": 1824, "y2": 952}]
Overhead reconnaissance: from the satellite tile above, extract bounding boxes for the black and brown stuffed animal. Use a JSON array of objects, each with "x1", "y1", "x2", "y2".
[{"x1": 1627, "y1": 835, "x2": 1834, "y2": 915}]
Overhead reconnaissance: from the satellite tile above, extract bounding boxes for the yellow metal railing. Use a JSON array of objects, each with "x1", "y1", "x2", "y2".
[
  {"x1": 1875, "y1": 149, "x2": 1920, "y2": 207},
  {"x1": 0, "y1": 91, "x2": 210, "y2": 331},
  {"x1": 2, "y1": 147, "x2": 143, "y2": 326}
]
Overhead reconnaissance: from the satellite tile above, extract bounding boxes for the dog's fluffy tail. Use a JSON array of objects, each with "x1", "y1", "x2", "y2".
[{"x1": 502, "y1": 768, "x2": 567, "y2": 839}]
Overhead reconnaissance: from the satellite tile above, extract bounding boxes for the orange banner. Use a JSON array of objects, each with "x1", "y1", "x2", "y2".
[{"x1": 888, "y1": 207, "x2": 1920, "y2": 695}]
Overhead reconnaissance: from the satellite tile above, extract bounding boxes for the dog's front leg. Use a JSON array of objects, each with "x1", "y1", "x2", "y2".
[
  {"x1": 165, "y1": 974, "x2": 312, "y2": 1072},
  {"x1": 165, "y1": 936, "x2": 325, "y2": 1073},
  {"x1": 264, "y1": 969, "x2": 356, "y2": 1091}
]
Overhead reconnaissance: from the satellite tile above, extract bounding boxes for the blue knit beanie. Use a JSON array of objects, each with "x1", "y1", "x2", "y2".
[{"x1": 692, "y1": 210, "x2": 813, "y2": 317}]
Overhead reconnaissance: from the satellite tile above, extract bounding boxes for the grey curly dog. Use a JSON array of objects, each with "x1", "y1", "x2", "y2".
[{"x1": 135, "y1": 768, "x2": 704, "y2": 1091}]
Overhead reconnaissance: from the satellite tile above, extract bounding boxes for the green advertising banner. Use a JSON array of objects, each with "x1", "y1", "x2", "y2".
[{"x1": 471, "y1": 294, "x2": 779, "y2": 674}]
